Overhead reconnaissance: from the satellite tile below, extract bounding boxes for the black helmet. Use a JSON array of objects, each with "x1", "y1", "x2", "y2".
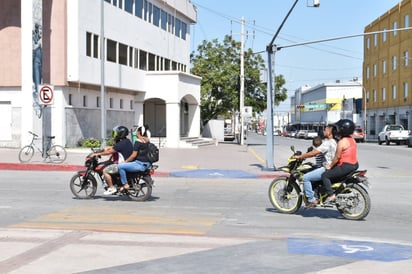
[
  {"x1": 112, "y1": 125, "x2": 129, "y2": 140},
  {"x1": 334, "y1": 119, "x2": 355, "y2": 137}
]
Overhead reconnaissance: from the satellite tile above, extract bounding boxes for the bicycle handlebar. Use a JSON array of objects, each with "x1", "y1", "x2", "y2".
[{"x1": 28, "y1": 131, "x2": 38, "y2": 138}]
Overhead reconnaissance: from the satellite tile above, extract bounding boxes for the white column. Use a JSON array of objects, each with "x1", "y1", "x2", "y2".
[
  {"x1": 165, "y1": 102, "x2": 180, "y2": 147},
  {"x1": 188, "y1": 103, "x2": 200, "y2": 137},
  {"x1": 21, "y1": 0, "x2": 34, "y2": 147}
]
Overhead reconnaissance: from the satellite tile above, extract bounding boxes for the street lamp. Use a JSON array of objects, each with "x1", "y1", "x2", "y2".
[{"x1": 265, "y1": 0, "x2": 320, "y2": 169}]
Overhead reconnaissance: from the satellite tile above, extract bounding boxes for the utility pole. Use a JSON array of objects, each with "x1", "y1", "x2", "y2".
[
  {"x1": 240, "y1": 17, "x2": 245, "y2": 145},
  {"x1": 100, "y1": 0, "x2": 106, "y2": 147}
]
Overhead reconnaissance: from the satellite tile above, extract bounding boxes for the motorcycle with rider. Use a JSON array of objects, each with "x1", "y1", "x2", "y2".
[
  {"x1": 268, "y1": 119, "x2": 371, "y2": 220},
  {"x1": 69, "y1": 125, "x2": 158, "y2": 201}
]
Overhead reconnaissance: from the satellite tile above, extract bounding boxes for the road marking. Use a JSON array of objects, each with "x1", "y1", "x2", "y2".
[
  {"x1": 10, "y1": 206, "x2": 218, "y2": 236},
  {"x1": 340, "y1": 244, "x2": 374, "y2": 254},
  {"x1": 249, "y1": 148, "x2": 265, "y2": 164}
]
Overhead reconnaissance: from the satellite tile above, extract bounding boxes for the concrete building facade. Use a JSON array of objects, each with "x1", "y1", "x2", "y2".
[
  {"x1": 0, "y1": 0, "x2": 201, "y2": 148},
  {"x1": 364, "y1": 0, "x2": 412, "y2": 136},
  {"x1": 290, "y1": 82, "x2": 363, "y2": 130}
]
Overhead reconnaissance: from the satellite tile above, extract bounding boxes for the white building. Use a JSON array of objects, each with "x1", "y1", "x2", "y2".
[
  {"x1": 290, "y1": 81, "x2": 363, "y2": 129},
  {"x1": 0, "y1": 0, "x2": 201, "y2": 148}
]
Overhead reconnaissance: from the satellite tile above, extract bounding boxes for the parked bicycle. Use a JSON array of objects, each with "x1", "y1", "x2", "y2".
[{"x1": 18, "y1": 131, "x2": 67, "y2": 163}]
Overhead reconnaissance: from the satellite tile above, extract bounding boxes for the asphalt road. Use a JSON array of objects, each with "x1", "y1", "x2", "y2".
[{"x1": 1, "y1": 134, "x2": 412, "y2": 273}]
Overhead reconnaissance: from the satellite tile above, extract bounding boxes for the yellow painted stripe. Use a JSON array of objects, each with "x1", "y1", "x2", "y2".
[{"x1": 249, "y1": 148, "x2": 265, "y2": 164}]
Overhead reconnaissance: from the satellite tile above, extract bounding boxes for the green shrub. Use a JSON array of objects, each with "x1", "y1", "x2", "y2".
[{"x1": 79, "y1": 137, "x2": 101, "y2": 148}]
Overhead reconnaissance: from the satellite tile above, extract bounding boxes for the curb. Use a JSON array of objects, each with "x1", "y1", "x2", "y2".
[{"x1": 0, "y1": 162, "x2": 280, "y2": 179}]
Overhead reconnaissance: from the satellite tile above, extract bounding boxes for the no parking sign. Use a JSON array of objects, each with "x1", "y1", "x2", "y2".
[{"x1": 38, "y1": 85, "x2": 54, "y2": 105}]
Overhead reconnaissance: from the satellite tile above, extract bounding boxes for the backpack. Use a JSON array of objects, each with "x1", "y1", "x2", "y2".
[{"x1": 146, "y1": 142, "x2": 159, "y2": 163}]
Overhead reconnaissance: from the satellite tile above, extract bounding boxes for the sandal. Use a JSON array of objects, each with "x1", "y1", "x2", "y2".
[{"x1": 119, "y1": 184, "x2": 130, "y2": 192}]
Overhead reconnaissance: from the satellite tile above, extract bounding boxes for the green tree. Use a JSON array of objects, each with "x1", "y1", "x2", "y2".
[{"x1": 191, "y1": 35, "x2": 287, "y2": 126}]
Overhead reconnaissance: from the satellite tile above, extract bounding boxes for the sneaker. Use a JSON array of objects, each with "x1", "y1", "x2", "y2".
[{"x1": 103, "y1": 187, "x2": 117, "y2": 195}]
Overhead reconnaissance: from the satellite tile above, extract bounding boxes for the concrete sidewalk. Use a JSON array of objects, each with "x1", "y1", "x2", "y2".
[{"x1": 0, "y1": 142, "x2": 280, "y2": 179}]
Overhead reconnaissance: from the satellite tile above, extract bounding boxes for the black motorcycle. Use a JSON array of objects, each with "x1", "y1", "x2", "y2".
[
  {"x1": 69, "y1": 149, "x2": 157, "y2": 201},
  {"x1": 268, "y1": 146, "x2": 371, "y2": 220}
]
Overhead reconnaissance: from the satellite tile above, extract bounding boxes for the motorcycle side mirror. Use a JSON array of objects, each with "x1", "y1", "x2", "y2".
[
  {"x1": 307, "y1": 146, "x2": 314, "y2": 153},
  {"x1": 290, "y1": 145, "x2": 295, "y2": 153}
]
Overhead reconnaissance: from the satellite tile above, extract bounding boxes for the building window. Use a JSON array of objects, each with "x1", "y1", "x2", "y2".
[
  {"x1": 68, "y1": 94, "x2": 73, "y2": 106},
  {"x1": 366, "y1": 66, "x2": 370, "y2": 79},
  {"x1": 373, "y1": 89, "x2": 376, "y2": 102},
  {"x1": 124, "y1": 0, "x2": 133, "y2": 14},
  {"x1": 373, "y1": 64, "x2": 377, "y2": 77},
  {"x1": 403, "y1": 51, "x2": 409, "y2": 67},
  {"x1": 130, "y1": 100, "x2": 133, "y2": 110},
  {"x1": 118, "y1": 43, "x2": 128, "y2": 65},
  {"x1": 143, "y1": 0, "x2": 148, "y2": 21},
  {"x1": 153, "y1": 5, "x2": 160, "y2": 27},
  {"x1": 134, "y1": 48, "x2": 139, "y2": 68},
  {"x1": 366, "y1": 37, "x2": 370, "y2": 49},
  {"x1": 382, "y1": 60, "x2": 386, "y2": 74},
  {"x1": 86, "y1": 32, "x2": 99, "y2": 58},
  {"x1": 107, "y1": 39, "x2": 117, "y2": 63},
  {"x1": 181, "y1": 22, "x2": 187, "y2": 40},
  {"x1": 139, "y1": 50, "x2": 147, "y2": 70},
  {"x1": 161, "y1": 10, "x2": 167, "y2": 30},
  {"x1": 148, "y1": 2, "x2": 152, "y2": 23},
  {"x1": 148, "y1": 53, "x2": 155, "y2": 71},
  {"x1": 392, "y1": 85, "x2": 397, "y2": 100},
  {"x1": 393, "y1": 21, "x2": 398, "y2": 36},
  {"x1": 120, "y1": 99, "x2": 123, "y2": 109},
  {"x1": 373, "y1": 33, "x2": 378, "y2": 47},
  {"x1": 109, "y1": 97, "x2": 113, "y2": 108},
  {"x1": 382, "y1": 87, "x2": 386, "y2": 101},
  {"x1": 404, "y1": 82, "x2": 409, "y2": 98},
  {"x1": 83, "y1": 95, "x2": 87, "y2": 107},
  {"x1": 168, "y1": 14, "x2": 174, "y2": 33},
  {"x1": 392, "y1": 55, "x2": 397, "y2": 71},
  {"x1": 135, "y1": 0, "x2": 143, "y2": 18},
  {"x1": 165, "y1": 59, "x2": 170, "y2": 70},
  {"x1": 129, "y1": 47, "x2": 133, "y2": 67},
  {"x1": 382, "y1": 28, "x2": 387, "y2": 42},
  {"x1": 175, "y1": 18, "x2": 181, "y2": 38},
  {"x1": 405, "y1": 14, "x2": 410, "y2": 28},
  {"x1": 96, "y1": 96, "x2": 100, "y2": 108}
]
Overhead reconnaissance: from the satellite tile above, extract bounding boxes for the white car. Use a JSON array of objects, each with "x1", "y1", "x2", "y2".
[{"x1": 304, "y1": 130, "x2": 318, "y2": 139}]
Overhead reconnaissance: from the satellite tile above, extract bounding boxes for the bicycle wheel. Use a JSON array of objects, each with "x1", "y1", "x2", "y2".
[
  {"x1": 48, "y1": 145, "x2": 67, "y2": 163},
  {"x1": 18, "y1": 145, "x2": 35, "y2": 163}
]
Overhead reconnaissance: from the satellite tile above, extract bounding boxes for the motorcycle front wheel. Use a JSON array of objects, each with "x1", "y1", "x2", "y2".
[
  {"x1": 127, "y1": 177, "x2": 152, "y2": 201},
  {"x1": 337, "y1": 184, "x2": 371, "y2": 220},
  {"x1": 70, "y1": 173, "x2": 97, "y2": 199},
  {"x1": 268, "y1": 177, "x2": 302, "y2": 214}
]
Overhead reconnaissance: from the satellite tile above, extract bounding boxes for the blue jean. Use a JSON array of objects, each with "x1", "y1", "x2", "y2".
[
  {"x1": 302, "y1": 167, "x2": 325, "y2": 202},
  {"x1": 118, "y1": 160, "x2": 150, "y2": 185}
]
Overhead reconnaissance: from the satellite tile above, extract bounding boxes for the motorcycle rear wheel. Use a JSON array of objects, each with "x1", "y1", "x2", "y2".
[
  {"x1": 70, "y1": 173, "x2": 97, "y2": 199},
  {"x1": 268, "y1": 177, "x2": 302, "y2": 214},
  {"x1": 337, "y1": 184, "x2": 371, "y2": 220},
  {"x1": 127, "y1": 177, "x2": 152, "y2": 201}
]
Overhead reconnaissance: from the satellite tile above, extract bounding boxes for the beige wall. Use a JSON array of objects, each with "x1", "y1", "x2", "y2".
[
  {"x1": 364, "y1": 0, "x2": 412, "y2": 110},
  {"x1": 43, "y1": 0, "x2": 67, "y2": 86},
  {"x1": 0, "y1": 0, "x2": 21, "y2": 86}
]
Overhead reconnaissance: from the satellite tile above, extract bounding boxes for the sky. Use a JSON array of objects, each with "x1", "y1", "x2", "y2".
[{"x1": 190, "y1": 0, "x2": 402, "y2": 111}]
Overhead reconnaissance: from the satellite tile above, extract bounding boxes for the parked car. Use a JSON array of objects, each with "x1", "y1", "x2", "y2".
[
  {"x1": 304, "y1": 130, "x2": 318, "y2": 139},
  {"x1": 295, "y1": 130, "x2": 308, "y2": 139},
  {"x1": 352, "y1": 127, "x2": 365, "y2": 143},
  {"x1": 378, "y1": 124, "x2": 409, "y2": 145}
]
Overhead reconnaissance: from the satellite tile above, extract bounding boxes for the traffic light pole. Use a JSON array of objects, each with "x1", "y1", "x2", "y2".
[{"x1": 265, "y1": 0, "x2": 300, "y2": 169}]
